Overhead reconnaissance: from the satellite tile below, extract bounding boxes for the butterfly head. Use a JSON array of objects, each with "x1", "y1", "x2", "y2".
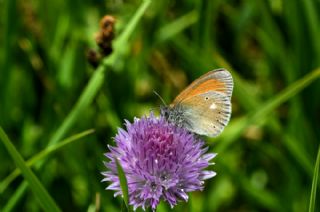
[{"x1": 160, "y1": 104, "x2": 191, "y2": 130}]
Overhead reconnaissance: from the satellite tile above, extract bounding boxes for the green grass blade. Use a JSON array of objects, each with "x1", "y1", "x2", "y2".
[
  {"x1": 195, "y1": 0, "x2": 213, "y2": 52},
  {"x1": 114, "y1": 0, "x2": 151, "y2": 48},
  {"x1": 309, "y1": 145, "x2": 320, "y2": 212},
  {"x1": 2, "y1": 183, "x2": 28, "y2": 212},
  {"x1": 249, "y1": 68, "x2": 320, "y2": 123},
  {"x1": 48, "y1": 70, "x2": 105, "y2": 147},
  {"x1": 0, "y1": 129, "x2": 95, "y2": 194},
  {"x1": 0, "y1": 0, "x2": 16, "y2": 124},
  {"x1": 50, "y1": 0, "x2": 151, "y2": 148},
  {"x1": 0, "y1": 127, "x2": 61, "y2": 212},
  {"x1": 47, "y1": 0, "x2": 151, "y2": 148},
  {"x1": 300, "y1": 0, "x2": 320, "y2": 62},
  {"x1": 115, "y1": 159, "x2": 129, "y2": 210},
  {"x1": 156, "y1": 10, "x2": 198, "y2": 43},
  {"x1": 103, "y1": 0, "x2": 151, "y2": 69}
]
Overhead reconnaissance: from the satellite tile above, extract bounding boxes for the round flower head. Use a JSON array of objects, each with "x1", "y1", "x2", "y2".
[{"x1": 102, "y1": 113, "x2": 216, "y2": 211}]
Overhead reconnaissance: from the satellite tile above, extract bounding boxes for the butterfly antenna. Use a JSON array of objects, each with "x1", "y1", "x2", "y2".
[{"x1": 153, "y1": 90, "x2": 167, "y2": 106}]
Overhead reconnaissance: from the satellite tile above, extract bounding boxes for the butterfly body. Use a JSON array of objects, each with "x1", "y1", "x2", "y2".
[{"x1": 161, "y1": 69, "x2": 233, "y2": 137}]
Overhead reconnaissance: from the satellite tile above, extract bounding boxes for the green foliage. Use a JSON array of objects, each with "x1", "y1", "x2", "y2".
[
  {"x1": 115, "y1": 159, "x2": 130, "y2": 211},
  {"x1": 1, "y1": 0, "x2": 320, "y2": 211},
  {"x1": 0, "y1": 129, "x2": 94, "y2": 193},
  {"x1": 309, "y1": 146, "x2": 320, "y2": 212},
  {"x1": 0, "y1": 127, "x2": 61, "y2": 212}
]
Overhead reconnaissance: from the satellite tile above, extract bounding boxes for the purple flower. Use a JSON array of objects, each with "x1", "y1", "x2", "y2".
[{"x1": 102, "y1": 113, "x2": 216, "y2": 211}]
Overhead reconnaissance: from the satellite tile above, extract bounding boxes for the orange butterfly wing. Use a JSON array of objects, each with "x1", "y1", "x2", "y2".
[
  {"x1": 172, "y1": 69, "x2": 233, "y2": 105},
  {"x1": 170, "y1": 69, "x2": 233, "y2": 137}
]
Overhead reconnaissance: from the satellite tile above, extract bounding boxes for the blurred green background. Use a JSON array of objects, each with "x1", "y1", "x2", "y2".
[{"x1": 1, "y1": 0, "x2": 320, "y2": 211}]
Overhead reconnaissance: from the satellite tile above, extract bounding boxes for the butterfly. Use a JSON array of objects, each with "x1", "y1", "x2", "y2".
[{"x1": 161, "y1": 69, "x2": 233, "y2": 137}]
